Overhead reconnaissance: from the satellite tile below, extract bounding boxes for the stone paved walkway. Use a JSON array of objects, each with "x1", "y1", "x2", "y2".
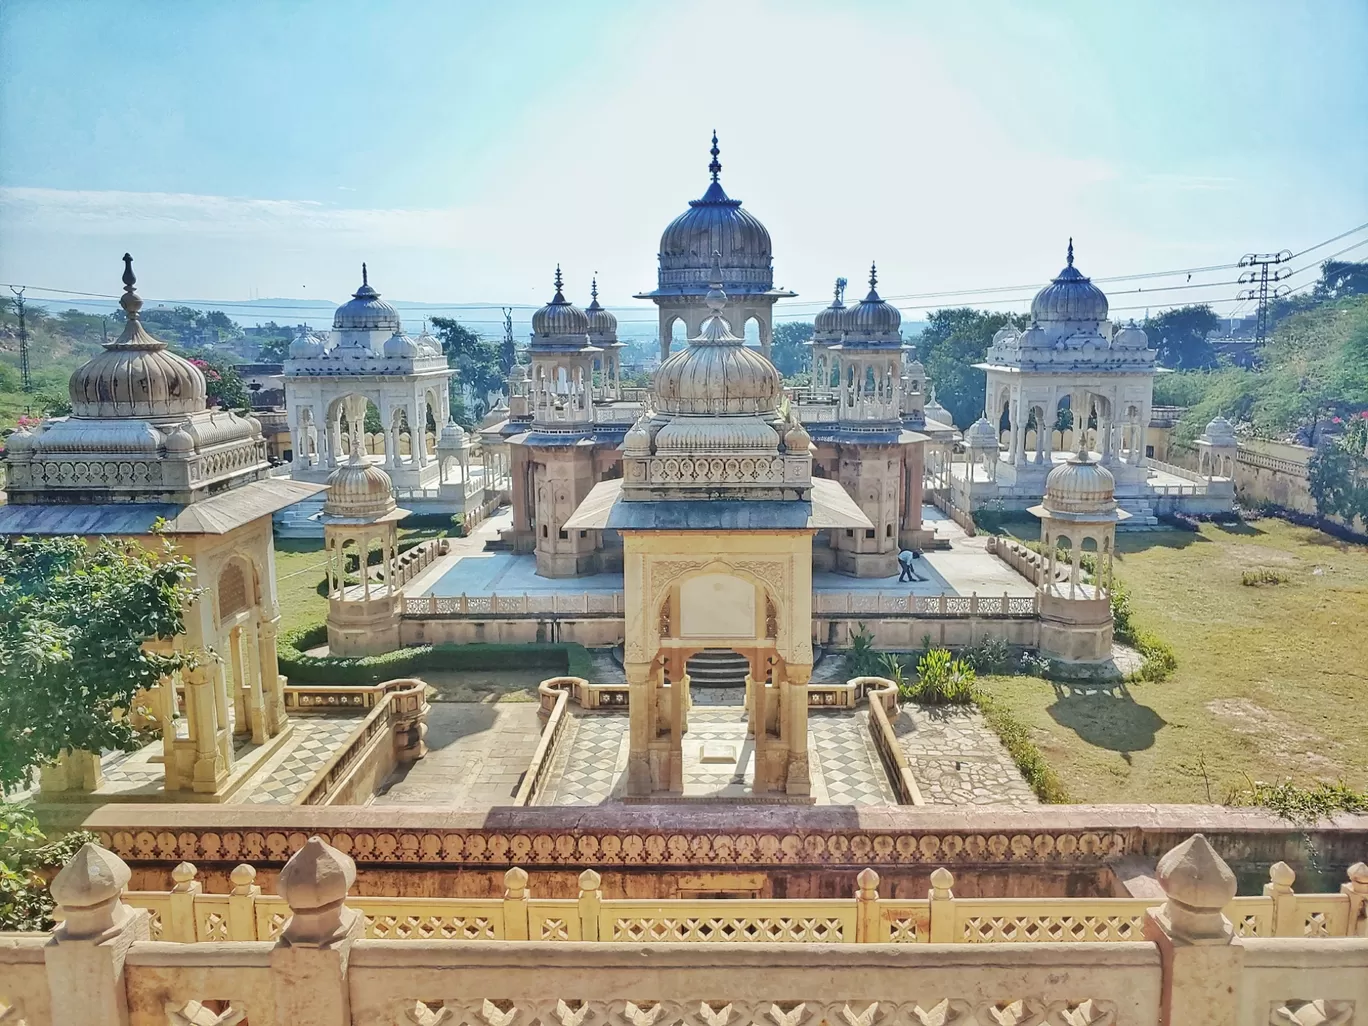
[
  {"x1": 373, "y1": 703, "x2": 542, "y2": 807},
  {"x1": 240, "y1": 714, "x2": 368, "y2": 804},
  {"x1": 538, "y1": 707, "x2": 897, "y2": 807},
  {"x1": 891, "y1": 705, "x2": 1037, "y2": 806}
]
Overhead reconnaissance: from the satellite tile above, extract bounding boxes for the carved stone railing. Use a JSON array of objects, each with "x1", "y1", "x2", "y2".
[
  {"x1": 930, "y1": 487, "x2": 977, "y2": 536},
  {"x1": 513, "y1": 681, "x2": 574, "y2": 807},
  {"x1": 1145, "y1": 456, "x2": 1208, "y2": 485},
  {"x1": 404, "y1": 592, "x2": 626, "y2": 618},
  {"x1": 812, "y1": 592, "x2": 1038, "y2": 617},
  {"x1": 97, "y1": 857, "x2": 1368, "y2": 945},
  {"x1": 389, "y1": 538, "x2": 444, "y2": 588}
]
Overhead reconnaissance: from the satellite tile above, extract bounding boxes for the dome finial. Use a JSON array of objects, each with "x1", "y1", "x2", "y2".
[
  {"x1": 362, "y1": 261, "x2": 368, "y2": 286},
  {"x1": 1066, "y1": 238, "x2": 1074, "y2": 267},
  {"x1": 834, "y1": 277, "x2": 846, "y2": 304},
  {"x1": 554, "y1": 264, "x2": 564, "y2": 297},
  {"x1": 869, "y1": 262, "x2": 878, "y2": 291},
  {"x1": 119, "y1": 253, "x2": 143, "y2": 321},
  {"x1": 591, "y1": 275, "x2": 599, "y2": 301},
  {"x1": 709, "y1": 130, "x2": 721, "y2": 182}
]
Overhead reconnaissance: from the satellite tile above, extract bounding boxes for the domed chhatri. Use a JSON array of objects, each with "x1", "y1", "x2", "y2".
[
  {"x1": 333, "y1": 263, "x2": 402, "y2": 333},
  {"x1": 1031, "y1": 440, "x2": 1131, "y2": 523},
  {"x1": 323, "y1": 446, "x2": 398, "y2": 521},
  {"x1": 963, "y1": 416, "x2": 1000, "y2": 450},
  {"x1": 69, "y1": 254, "x2": 208, "y2": 420},
  {"x1": 1030, "y1": 239, "x2": 1110, "y2": 324},
  {"x1": 653, "y1": 254, "x2": 782, "y2": 417},
  {"x1": 382, "y1": 328, "x2": 420, "y2": 359},
  {"x1": 531, "y1": 266, "x2": 591, "y2": 338},
  {"x1": 289, "y1": 325, "x2": 326, "y2": 359},
  {"x1": 841, "y1": 263, "x2": 902, "y2": 339},
  {"x1": 812, "y1": 279, "x2": 847, "y2": 340},
  {"x1": 585, "y1": 277, "x2": 618, "y2": 336},
  {"x1": 657, "y1": 132, "x2": 773, "y2": 289}
]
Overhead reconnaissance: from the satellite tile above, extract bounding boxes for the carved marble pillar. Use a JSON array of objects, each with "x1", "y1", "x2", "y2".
[
  {"x1": 258, "y1": 617, "x2": 288, "y2": 736},
  {"x1": 626, "y1": 661, "x2": 652, "y2": 795}
]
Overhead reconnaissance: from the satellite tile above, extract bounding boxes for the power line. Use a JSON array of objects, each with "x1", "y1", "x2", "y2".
[{"x1": 8, "y1": 286, "x2": 33, "y2": 392}]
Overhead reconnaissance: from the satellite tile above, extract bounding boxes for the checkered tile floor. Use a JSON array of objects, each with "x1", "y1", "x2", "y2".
[
  {"x1": 538, "y1": 706, "x2": 897, "y2": 807},
  {"x1": 241, "y1": 715, "x2": 367, "y2": 804}
]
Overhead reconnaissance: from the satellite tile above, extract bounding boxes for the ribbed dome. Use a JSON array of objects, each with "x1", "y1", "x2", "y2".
[
  {"x1": 842, "y1": 264, "x2": 902, "y2": 338},
  {"x1": 1042, "y1": 450, "x2": 1116, "y2": 515},
  {"x1": 924, "y1": 397, "x2": 952, "y2": 426},
  {"x1": 812, "y1": 280, "x2": 847, "y2": 338},
  {"x1": 653, "y1": 416, "x2": 780, "y2": 452},
  {"x1": 437, "y1": 420, "x2": 469, "y2": 450},
  {"x1": 653, "y1": 267, "x2": 781, "y2": 416},
  {"x1": 532, "y1": 267, "x2": 590, "y2": 336},
  {"x1": 585, "y1": 278, "x2": 618, "y2": 336},
  {"x1": 415, "y1": 324, "x2": 443, "y2": 356},
  {"x1": 323, "y1": 456, "x2": 397, "y2": 519},
  {"x1": 70, "y1": 255, "x2": 208, "y2": 419},
  {"x1": 333, "y1": 264, "x2": 402, "y2": 332},
  {"x1": 289, "y1": 327, "x2": 326, "y2": 359},
  {"x1": 963, "y1": 416, "x2": 1000, "y2": 449},
  {"x1": 657, "y1": 134, "x2": 772, "y2": 288},
  {"x1": 1112, "y1": 323, "x2": 1149, "y2": 349},
  {"x1": 1031, "y1": 240, "x2": 1109, "y2": 324},
  {"x1": 383, "y1": 329, "x2": 420, "y2": 358},
  {"x1": 1201, "y1": 415, "x2": 1238, "y2": 446}
]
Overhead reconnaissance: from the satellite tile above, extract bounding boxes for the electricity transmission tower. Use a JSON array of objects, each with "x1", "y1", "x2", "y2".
[
  {"x1": 8, "y1": 286, "x2": 32, "y2": 392},
  {"x1": 500, "y1": 306, "x2": 516, "y2": 375},
  {"x1": 1237, "y1": 250, "x2": 1293, "y2": 344}
]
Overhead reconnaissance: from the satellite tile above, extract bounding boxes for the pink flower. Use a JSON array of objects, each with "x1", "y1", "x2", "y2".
[{"x1": 1332, "y1": 416, "x2": 1343, "y2": 424}]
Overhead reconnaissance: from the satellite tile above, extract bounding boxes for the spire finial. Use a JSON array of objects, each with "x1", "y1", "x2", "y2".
[
  {"x1": 869, "y1": 261, "x2": 878, "y2": 291},
  {"x1": 1066, "y1": 238, "x2": 1074, "y2": 267},
  {"x1": 553, "y1": 264, "x2": 564, "y2": 297},
  {"x1": 362, "y1": 261, "x2": 368, "y2": 286},
  {"x1": 834, "y1": 278, "x2": 845, "y2": 305},
  {"x1": 708, "y1": 130, "x2": 721, "y2": 182},
  {"x1": 119, "y1": 253, "x2": 143, "y2": 321},
  {"x1": 591, "y1": 275, "x2": 598, "y2": 301}
]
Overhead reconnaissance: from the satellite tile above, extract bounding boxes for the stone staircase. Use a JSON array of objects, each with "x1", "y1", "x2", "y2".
[
  {"x1": 685, "y1": 649, "x2": 751, "y2": 689},
  {"x1": 1116, "y1": 496, "x2": 1161, "y2": 531},
  {"x1": 272, "y1": 497, "x2": 325, "y2": 539}
]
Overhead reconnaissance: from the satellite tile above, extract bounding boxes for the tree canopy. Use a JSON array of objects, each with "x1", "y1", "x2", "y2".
[
  {"x1": 770, "y1": 322, "x2": 812, "y2": 378},
  {"x1": 0, "y1": 535, "x2": 195, "y2": 793},
  {"x1": 1142, "y1": 304, "x2": 1221, "y2": 369},
  {"x1": 430, "y1": 318, "x2": 505, "y2": 425},
  {"x1": 913, "y1": 308, "x2": 1029, "y2": 429}
]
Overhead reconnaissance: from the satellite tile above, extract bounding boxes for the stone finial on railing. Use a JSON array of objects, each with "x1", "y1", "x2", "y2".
[
  {"x1": 928, "y1": 867, "x2": 955, "y2": 943},
  {"x1": 169, "y1": 861, "x2": 202, "y2": 942},
  {"x1": 228, "y1": 864, "x2": 261, "y2": 940},
  {"x1": 855, "y1": 868, "x2": 880, "y2": 943},
  {"x1": 1153, "y1": 833, "x2": 1238, "y2": 943},
  {"x1": 277, "y1": 836, "x2": 359, "y2": 946},
  {"x1": 50, "y1": 841, "x2": 137, "y2": 939},
  {"x1": 503, "y1": 867, "x2": 530, "y2": 941},
  {"x1": 578, "y1": 869, "x2": 602, "y2": 941},
  {"x1": 1344, "y1": 862, "x2": 1368, "y2": 937},
  {"x1": 1264, "y1": 861, "x2": 1299, "y2": 937}
]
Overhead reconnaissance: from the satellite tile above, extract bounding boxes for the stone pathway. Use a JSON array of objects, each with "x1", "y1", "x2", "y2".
[
  {"x1": 240, "y1": 714, "x2": 368, "y2": 804},
  {"x1": 373, "y1": 703, "x2": 542, "y2": 807},
  {"x1": 538, "y1": 706, "x2": 897, "y2": 807},
  {"x1": 891, "y1": 705, "x2": 1037, "y2": 806}
]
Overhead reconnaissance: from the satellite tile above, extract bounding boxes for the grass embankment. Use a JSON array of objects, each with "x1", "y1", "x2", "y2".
[{"x1": 978, "y1": 517, "x2": 1368, "y2": 803}]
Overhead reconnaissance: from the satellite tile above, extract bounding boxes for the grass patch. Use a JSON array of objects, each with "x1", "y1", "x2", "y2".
[
  {"x1": 1225, "y1": 777, "x2": 1368, "y2": 823},
  {"x1": 1241, "y1": 567, "x2": 1289, "y2": 587},
  {"x1": 977, "y1": 519, "x2": 1368, "y2": 802},
  {"x1": 974, "y1": 692, "x2": 1072, "y2": 804},
  {"x1": 278, "y1": 622, "x2": 592, "y2": 685}
]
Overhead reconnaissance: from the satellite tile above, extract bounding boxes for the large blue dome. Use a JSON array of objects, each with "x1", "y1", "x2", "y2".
[
  {"x1": 333, "y1": 264, "x2": 401, "y2": 332},
  {"x1": 1030, "y1": 241, "x2": 1109, "y2": 324}
]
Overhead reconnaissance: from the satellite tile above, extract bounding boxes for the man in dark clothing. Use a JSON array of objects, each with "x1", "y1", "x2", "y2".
[{"x1": 897, "y1": 548, "x2": 925, "y2": 583}]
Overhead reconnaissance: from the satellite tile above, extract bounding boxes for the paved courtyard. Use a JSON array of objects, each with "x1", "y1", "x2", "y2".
[
  {"x1": 537, "y1": 707, "x2": 897, "y2": 806},
  {"x1": 891, "y1": 705, "x2": 1037, "y2": 806},
  {"x1": 407, "y1": 507, "x2": 1032, "y2": 600}
]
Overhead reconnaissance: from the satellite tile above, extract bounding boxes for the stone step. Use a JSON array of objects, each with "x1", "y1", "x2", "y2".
[{"x1": 686, "y1": 649, "x2": 751, "y2": 689}]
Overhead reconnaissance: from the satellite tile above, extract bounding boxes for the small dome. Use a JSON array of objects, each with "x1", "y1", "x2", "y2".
[
  {"x1": 69, "y1": 254, "x2": 208, "y2": 420},
  {"x1": 924, "y1": 397, "x2": 952, "y2": 426},
  {"x1": 437, "y1": 420, "x2": 469, "y2": 450},
  {"x1": 1113, "y1": 323, "x2": 1149, "y2": 349},
  {"x1": 289, "y1": 327, "x2": 326, "y2": 359},
  {"x1": 653, "y1": 416, "x2": 780, "y2": 452},
  {"x1": 1031, "y1": 240, "x2": 1109, "y2": 324},
  {"x1": 842, "y1": 264, "x2": 902, "y2": 338},
  {"x1": 812, "y1": 281, "x2": 847, "y2": 339},
  {"x1": 333, "y1": 264, "x2": 402, "y2": 332},
  {"x1": 963, "y1": 416, "x2": 999, "y2": 449},
  {"x1": 585, "y1": 278, "x2": 618, "y2": 336},
  {"x1": 992, "y1": 326, "x2": 1021, "y2": 347},
  {"x1": 624, "y1": 413, "x2": 653, "y2": 455},
  {"x1": 4, "y1": 426, "x2": 34, "y2": 453},
  {"x1": 653, "y1": 264, "x2": 781, "y2": 416},
  {"x1": 783, "y1": 417, "x2": 811, "y2": 454},
  {"x1": 383, "y1": 329, "x2": 420, "y2": 358},
  {"x1": 532, "y1": 267, "x2": 590, "y2": 337},
  {"x1": 1201, "y1": 415, "x2": 1238, "y2": 446},
  {"x1": 905, "y1": 359, "x2": 926, "y2": 379},
  {"x1": 1042, "y1": 449, "x2": 1117, "y2": 515},
  {"x1": 324, "y1": 454, "x2": 396, "y2": 519},
  {"x1": 165, "y1": 425, "x2": 195, "y2": 454},
  {"x1": 657, "y1": 134, "x2": 773, "y2": 291},
  {"x1": 415, "y1": 323, "x2": 443, "y2": 356}
]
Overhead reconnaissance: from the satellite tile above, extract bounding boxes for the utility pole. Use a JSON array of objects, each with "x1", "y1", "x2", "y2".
[
  {"x1": 8, "y1": 286, "x2": 32, "y2": 392},
  {"x1": 500, "y1": 305, "x2": 515, "y2": 376},
  {"x1": 1237, "y1": 250, "x2": 1293, "y2": 345}
]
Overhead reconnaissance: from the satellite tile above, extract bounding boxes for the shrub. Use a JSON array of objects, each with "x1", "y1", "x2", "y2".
[
  {"x1": 1225, "y1": 777, "x2": 1368, "y2": 822},
  {"x1": 910, "y1": 648, "x2": 977, "y2": 705},
  {"x1": 1, "y1": 802, "x2": 97, "y2": 931},
  {"x1": 277, "y1": 623, "x2": 592, "y2": 684},
  {"x1": 962, "y1": 635, "x2": 1010, "y2": 674},
  {"x1": 844, "y1": 623, "x2": 882, "y2": 677},
  {"x1": 1241, "y1": 567, "x2": 1289, "y2": 587},
  {"x1": 1109, "y1": 578, "x2": 1177, "y2": 682},
  {"x1": 975, "y1": 693, "x2": 1071, "y2": 803},
  {"x1": 878, "y1": 653, "x2": 914, "y2": 699}
]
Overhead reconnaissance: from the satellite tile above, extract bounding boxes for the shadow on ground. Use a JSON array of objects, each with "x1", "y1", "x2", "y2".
[{"x1": 1046, "y1": 680, "x2": 1167, "y2": 763}]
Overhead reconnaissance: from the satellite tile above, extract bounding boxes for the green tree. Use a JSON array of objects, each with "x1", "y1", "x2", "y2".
[
  {"x1": 770, "y1": 322, "x2": 813, "y2": 378},
  {"x1": 0, "y1": 536, "x2": 195, "y2": 794},
  {"x1": 914, "y1": 308, "x2": 1029, "y2": 429},
  {"x1": 1142, "y1": 304, "x2": 1221, "y2": 370},
  {"x1": 431, "y1": 317, "x2": 505, "y2": 424},
  {"x1": 1312, "y1": 260, "x2": 1368, "y2": 302},
  {"x1": 187, "y1": 355, "x2": 249, "y2": 411},
  {"x1": 0, "y1": 800, "x2": 95, "y2": 930}
]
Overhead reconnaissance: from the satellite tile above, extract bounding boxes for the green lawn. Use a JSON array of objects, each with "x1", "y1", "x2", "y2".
[{"x1": 978, "y1": 518, "x2": 1368, "y2": 803}]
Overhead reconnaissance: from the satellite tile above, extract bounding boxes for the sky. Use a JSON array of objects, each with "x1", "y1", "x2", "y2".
[{"x1": 1, "y1": 0, "x2": 1366, "y2": 328}]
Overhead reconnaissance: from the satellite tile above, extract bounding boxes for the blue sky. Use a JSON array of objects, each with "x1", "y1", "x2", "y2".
[{"x1": 1, "y1": 0, "x2": 1365, "y2": 322}]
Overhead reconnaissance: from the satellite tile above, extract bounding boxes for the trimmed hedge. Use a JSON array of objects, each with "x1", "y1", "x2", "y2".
[
  {"x1": 974, "y1": 692, "x2": 1072, "y2": 803},
  {"x1": 278, "y1": 623, "x2": 593, "y2": 684}
]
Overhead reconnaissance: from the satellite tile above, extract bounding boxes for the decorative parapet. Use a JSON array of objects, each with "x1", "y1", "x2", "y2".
[
  {"x1": 813, "y1": 592, "x2": 1038, "y2": 616},
  {"x1": 404, "y1": 592, "x2": 626, "y2": 617}
]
